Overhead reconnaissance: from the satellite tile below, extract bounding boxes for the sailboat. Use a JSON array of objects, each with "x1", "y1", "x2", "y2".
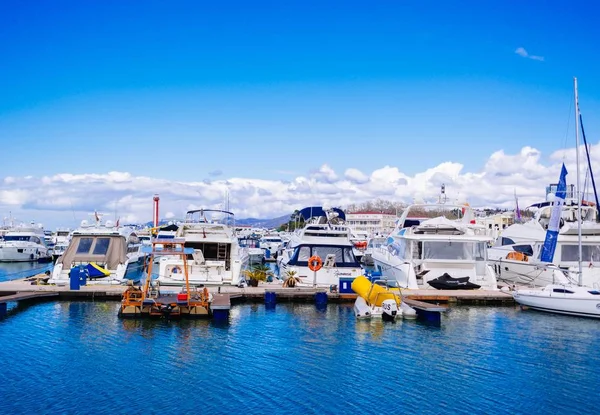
[{"x1": 513, "y1": 78, "x2": 600, "y2": 318}]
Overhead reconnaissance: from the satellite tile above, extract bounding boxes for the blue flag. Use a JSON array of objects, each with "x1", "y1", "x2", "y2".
[{"x1": 540, "y1": 163, "x2": 568, "y2": 262}]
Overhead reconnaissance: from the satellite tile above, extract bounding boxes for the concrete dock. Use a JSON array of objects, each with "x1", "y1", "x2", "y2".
[{"x1": 0, "y1": 277, "x2": 515, "y2": 305}]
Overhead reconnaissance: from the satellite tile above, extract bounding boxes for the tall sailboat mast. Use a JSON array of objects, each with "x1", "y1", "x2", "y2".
[{"x1": 574, "y1": 77, "x2": 583, "y2": 285}]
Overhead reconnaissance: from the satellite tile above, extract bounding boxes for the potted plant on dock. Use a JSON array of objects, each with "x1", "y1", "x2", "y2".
[
  {"x1": 244, "y1": 264, "x2": 273, "y2": 287},
  {"x1": 282, "y1": 270, "x2": 301, "y2": 288}
]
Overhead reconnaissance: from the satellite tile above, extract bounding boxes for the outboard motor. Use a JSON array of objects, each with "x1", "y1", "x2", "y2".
[{"x1": 381, "y1": 299, "x2": 398, "y2": 321}]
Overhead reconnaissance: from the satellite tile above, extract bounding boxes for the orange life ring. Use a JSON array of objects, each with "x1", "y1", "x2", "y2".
[{"x1": 308, "y1": 255, "x2": 323, "y2": 271}]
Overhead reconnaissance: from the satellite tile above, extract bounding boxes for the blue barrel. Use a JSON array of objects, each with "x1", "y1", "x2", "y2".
[
  {"x1": 315, "y1": 291, "x2": 328, "y2": 308},
  {"x1": 265, "y1": 291, "x2": 277, "y2": 308},
  {"x1": 69, "y1": 266, "x2": 88, "y2": 290}
]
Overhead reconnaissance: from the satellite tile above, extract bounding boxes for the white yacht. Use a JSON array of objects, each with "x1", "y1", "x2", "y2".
[
  {"x1": 488, "y1": 201, "x2": 600, "y2": 288},
  {"x1": 260, "y1": 234, "x2": 284, "y2": 254},
  {"x1": 371, "y1": 203, "x2": 498, "y2": 290},
  {"x1": 156, "y1": 209, "x2": 248, "y2": 286},
  {"x1": 49, "y1": 217, "x2": 146, "y2": 285},
  {"x1": 277, "y1": 206, "x2": 363, "y2": 288},
  {"x1": 238, "y1": 234, "x2": 264, "y2": 264},
  {"x1": 0, "y1": 223, "x2": 52, "y2": 262},
  {"x1": 51, "y1": 228, "x2": 72, "y2": 261},
  {"x1": 513, "y1": 78, "x2": 600, "y2": 318}
]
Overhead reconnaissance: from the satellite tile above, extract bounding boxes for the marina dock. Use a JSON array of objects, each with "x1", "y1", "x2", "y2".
[{"x1": 0, "y1": 276, "x2": 515, "y2": 309}]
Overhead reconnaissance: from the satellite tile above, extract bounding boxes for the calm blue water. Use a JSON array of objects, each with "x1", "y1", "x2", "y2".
[
  {"x1": 0, "y1": 261, "x2": 53, "y2": 282},
  {"x1": 1, "y1": 300, "x2": 599, "y2": 414}
]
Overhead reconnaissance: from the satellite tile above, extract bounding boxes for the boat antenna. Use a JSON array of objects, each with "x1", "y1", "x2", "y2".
[{"x1": 574, "y1": 77, "x2": 583, "y2": 286}]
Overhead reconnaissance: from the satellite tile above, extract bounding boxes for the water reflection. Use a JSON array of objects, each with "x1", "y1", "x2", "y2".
[
  {"x1": 1, "y1": 302, "x2": 600, "y2": 415},
  {"x1": 0, "y1": 262, "x2": 52, "y2": 282}
]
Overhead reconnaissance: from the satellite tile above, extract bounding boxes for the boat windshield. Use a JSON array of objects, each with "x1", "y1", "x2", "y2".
[
  {"x1": 368, "y1": 238, "x2": 385, "y2": 249},
  {"x1": 560, "y1": 244, "x2": 600, "y2": 262},
  {"x1": 263, "y1": 238, "x2": 282, "y2": 242},
  {"x1": 421, "y1": 241, "x2": 486, "y2": 261},
  {"x1": 291, "y1": 244, "x2": 359, "y2": 267}
]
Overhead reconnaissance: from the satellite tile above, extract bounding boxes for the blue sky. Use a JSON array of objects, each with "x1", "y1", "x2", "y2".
[{"x1": 2, "y1": 1, "x2": 600, "y2": 226}]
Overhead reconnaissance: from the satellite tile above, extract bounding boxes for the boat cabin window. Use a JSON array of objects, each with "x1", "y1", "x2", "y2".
[
  {"x1": 421, "y1": 241, "x2": 474, "y2": 261},
  {"x1": 501, "y1": 237, "x2": 515, "y2": 246},
  {"x1": 76, "y1": 238, "x2": 94, "y2": 254},
  {"x1": 298, "y1": 246, "x2": 311, "y2": 261},
  {"x1": 552, "y1": 288, "x2": 574, "y2": 294},
  {"x1": 513, "y1": 245, "x2": 534, "y2": 256},
  {"x1": 560, "y1": 244, "x2": 600, "y2": 262},
  {"x1": 368, "y1": 238, "x2": 385, "y2": 249},
  {"x1": 474, "y1": 242, "x2": 486, "y2": 261},
  {"x1": 291, "y1": 245, "x2": 358, "y2": 266},
  {"x1": 588, "y1": 290, "x2": 600, "y2": 295},
  {"x1": 388, "y1": 237, "x2": 408, "y2": 258},
  {"x1": 3, "y1": 235, "x2": 33, "y2": 242},
  {"x1": 92, "y1": 238, "x2": 111, "y2": 255}
]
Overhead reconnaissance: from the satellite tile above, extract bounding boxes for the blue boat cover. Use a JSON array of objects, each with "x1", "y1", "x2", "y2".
[{"x1": 297, "y1": 206, "x2": 346, "y2": 221}]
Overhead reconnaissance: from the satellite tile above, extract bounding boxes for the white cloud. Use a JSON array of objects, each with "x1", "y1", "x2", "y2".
[
  {"x1": 344, "y1": 168, "x2": 369, "y2": 184},
  {"x1": 1, "y1": 143, "x2": 597, "y2": 228},
  {"x1": 515, "y1": 47, "x2": 544, "y2": 61}
]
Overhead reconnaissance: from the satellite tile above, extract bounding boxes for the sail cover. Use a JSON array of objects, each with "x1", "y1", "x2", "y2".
[{"x1": 540, "y1": 163, "x2": 568, "y2": 262}]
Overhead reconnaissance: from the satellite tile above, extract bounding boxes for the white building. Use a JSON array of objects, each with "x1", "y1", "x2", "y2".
[{"x1": 345, "y1": 211, "x2": 397, "y2": 236}]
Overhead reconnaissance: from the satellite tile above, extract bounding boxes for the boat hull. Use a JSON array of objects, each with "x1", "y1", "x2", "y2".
[
  {"x1": 514, "y1": 288, "x2": 600, "y2": 318},
  {"x1": 0, "y1": 246, "x2": 50, "y2": 262}
]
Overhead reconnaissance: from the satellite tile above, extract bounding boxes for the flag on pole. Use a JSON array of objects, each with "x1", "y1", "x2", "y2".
[
  {"x1": 514, "y1": 189, "x2": 522, "y2": 222},
  {"x1": 94, "y1": 211, "x2": 99, "y2": 222},
  {"x1": 540, "y1": 163, "x2": 568, "y2": 262},
  {"x1": 116, "y1": 218, "x2": 120, "y2": 228}
]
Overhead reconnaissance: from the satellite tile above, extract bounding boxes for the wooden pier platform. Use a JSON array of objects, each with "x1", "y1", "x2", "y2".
[
  {"x1": 0, "y1": 277, "x2": 516, "y2": 309},
  {"x1": 0, "y1": 291, "x2": 60, "y2": 317},
  {"x1": 402, "y1": 298, "x2": 448, "y2": 312},
  {"x1": 0, "y1": 291, "x2": 59, "y2": 304}
]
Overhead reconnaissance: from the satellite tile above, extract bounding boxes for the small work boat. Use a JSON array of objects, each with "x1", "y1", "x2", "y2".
[
  {"x1": 351, "y1": 276, "x2": 417, "y2": 321},
  {"x1": 119, "y1": 237, "x2": 215, "y2": 319}
]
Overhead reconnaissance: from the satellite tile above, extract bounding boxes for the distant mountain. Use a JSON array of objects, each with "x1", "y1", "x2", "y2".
[{"x1": 235, "y1": 214, "x2": 290, "y2": 229}]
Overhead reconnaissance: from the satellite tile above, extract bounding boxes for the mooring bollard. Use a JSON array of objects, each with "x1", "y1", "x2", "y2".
[{"x1": 265, "y1": 291, "x2": 277, "y2": 309}]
